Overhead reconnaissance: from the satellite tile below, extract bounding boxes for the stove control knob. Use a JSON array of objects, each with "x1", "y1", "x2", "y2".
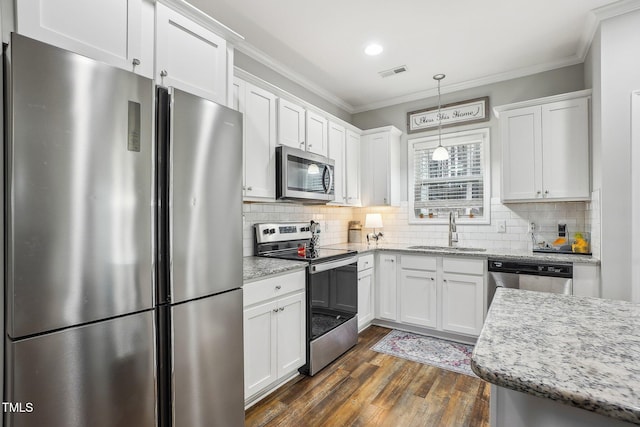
[
  {"x1": 269, "y1": 228, "x2": 276, "y2": 234},
  {"x1": 262, "y1": 229, "x2": 270, "y2": 235}
]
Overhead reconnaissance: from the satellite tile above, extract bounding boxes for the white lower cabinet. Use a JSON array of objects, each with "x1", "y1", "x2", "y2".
[
  {"x1": 376, "y1": 253, "x2": 398, "y2": 321},
  {"x1": 357, "y1": 254, "x2": 375, "y2": 331},
  {"x1": 390, "y1": 255, "x2": 486, "y2": 338},
  {"x1": 441, "y1": 272, "x2": 484, "y2": 336},
  {"x1": 400, "y1": 268, "x2": 437, "y2": 328},
  {"x1": 243, "y1": 270, "x2": 306, "y2": 401}
]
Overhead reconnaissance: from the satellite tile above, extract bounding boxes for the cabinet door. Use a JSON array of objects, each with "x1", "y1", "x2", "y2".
[
  {"x1": 242, "y1": 82, "x2": 277, "y2": 199},
  {"x1": 377, "y1": 254, "x2": 397, "y2": 320},
  {"x1": 16, "y1": 0, "x2": 153, "y2": 78},
  {"x1": 400, "y1": 269, "x2": 437, "y2": 328},
  {"x1": 345, "y1": 130, "x2": 361, "y2": 205},
  {"x1": 441, "y1": 273, "x2": 484, "y2": 336},
  {"x1": 243, "y1": 300, "x2": 278, "y2": 399},
  {"x1": 358, "y1": 268, "x2": 374, "y2": 330},
  {"x1": 501, "y1": 106, "x2": 542, "y2": 201},
  {"x1": 276, "y1": 292, "x2": 306, "y2": 377},
  {"x1": 541, "y1": 98, "x2": 590, "y2": 200},
  {"x1": 156, "y1": 3, "x2": 227, "y2": 104},
  {"x1": 361, "y1": 132, "x2": 391, "y2": 206},
  {"x1": 306, "y1": 111, "x2": 328, "y2": 156},
  {"x1": 328, "y1": 122, "x2": 346, "y2": 204},
  {"x1": 277, "y1": 98, "x2": 305, "y2": 149}
]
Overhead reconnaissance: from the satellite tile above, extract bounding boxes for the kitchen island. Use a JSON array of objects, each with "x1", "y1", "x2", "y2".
[{"x1": 471, "y1": 288, "x2": 640, "y2": 426}]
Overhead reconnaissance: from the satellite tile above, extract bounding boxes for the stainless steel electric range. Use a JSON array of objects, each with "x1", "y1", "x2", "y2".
[{"x1": 254, "y1": 222, "x2": 359, "y2": 376}]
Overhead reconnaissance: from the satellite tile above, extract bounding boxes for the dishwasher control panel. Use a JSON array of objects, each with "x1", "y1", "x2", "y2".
[{"x1": 488, "y1": 259, "x2": 573, "y2": 278}]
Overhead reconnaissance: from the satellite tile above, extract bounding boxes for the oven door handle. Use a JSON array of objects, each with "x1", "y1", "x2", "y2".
[{"x1": 309, "y1": 256, "x2": 358, "y2": 274}]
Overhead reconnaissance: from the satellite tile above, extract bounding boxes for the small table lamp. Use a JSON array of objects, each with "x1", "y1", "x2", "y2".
[{"x1": 365, "y1": 213, "x2": 384, "y2": 245}]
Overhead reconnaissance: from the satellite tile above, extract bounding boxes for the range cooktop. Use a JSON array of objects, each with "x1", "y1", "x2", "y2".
[{"x1": 263, "y1": 247, "x2": 357, "y2": 264}]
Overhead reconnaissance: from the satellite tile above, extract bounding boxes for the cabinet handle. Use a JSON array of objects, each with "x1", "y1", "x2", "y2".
[
  {"x1": 544, "y1": 190, "x2": 549, "y2": 196},
  {"x1": 308, "y1": 144, "x2": 313, "y2": 148},
  {"x1": 384, "y1": 198, "x2": 387, "y2": 204},
  {"x1": 279, "y1": 307, "x2": 285, "y2": 312},
  {"x1": 160, "y1": 70, "x2": 168, "y2": 77},
  {"x1": 132, "y1": 58, "x2": 140, "y2": 66},
  {"x1": 272, "y1": 309, "x2": 278, "y2": 313},
  {"x1": 247, "y1": 186, "x2": 253, "y2": 191},
  {"x1": 431, "y1": 277, "x2": 435, "y2": 281},
  {"x1": 275, "y1": 285, "x2": 281, "y2": 290},
  {"x1": 300, "y1": 141, "x2": 305, "y2": 147},
  {"x1": 536, "y1": 191, "x2": 541, "y2": 196}
]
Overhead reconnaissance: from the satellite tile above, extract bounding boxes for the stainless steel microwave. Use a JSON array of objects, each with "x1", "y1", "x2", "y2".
[{"x1": 276, "y1": 146, "x2": 335, "y2": 204}]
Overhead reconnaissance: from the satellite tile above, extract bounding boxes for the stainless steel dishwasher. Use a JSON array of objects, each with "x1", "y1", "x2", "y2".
[{"x1": 487, "y1": 259, "x2": 573, "y2": 308}]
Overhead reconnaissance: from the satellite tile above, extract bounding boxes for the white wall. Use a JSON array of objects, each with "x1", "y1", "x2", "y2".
[{"x1": 594, "y1": 10, "x2": 640, "y2": 301}]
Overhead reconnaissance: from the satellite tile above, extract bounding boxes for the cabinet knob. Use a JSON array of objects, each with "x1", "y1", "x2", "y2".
[
  {"x1": 275, "y1": 285, "x2": 281, "y2": 290},
  {"x1": 536, "y1": 191, "x2": 541, "y2": 196},
  {"x1": 308, "y1": 144, "x2": 313, "y2": 148},
  {"x1": 544, "y1": 190, "x2": 549, "y2": 196},
  {"x1": 300, "y1": 141, "x2": 305, "y2": 147},
  {"x1": 160, "y1": 70, "x2": 168, "y2": 77},
  {"x1": 247, "y1": 186, "x2": 253, "y2": 191},
  {"x1": 279, "y1": 307, "x2": 284, "y2": 312},
  {"x1": 272, "y1": 309, "x2": 278, "y2": 313},
  {"x1": 431, "y1": 277, "x2": 435, "y2": 281},
  {"x1": 384, "y1": 198, "x2": 387, "y2": 204},
  {"x1": 132, "y1": 58, "x2": 140, "y2": 66}
]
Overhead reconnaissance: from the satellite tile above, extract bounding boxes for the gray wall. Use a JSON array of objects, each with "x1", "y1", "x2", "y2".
[
  {"x1": 351, "y1": 65, "x2": 586, "y2": 201},
  {"x1": 234, "y1": 50, "x2": 352, "y2": 122}
]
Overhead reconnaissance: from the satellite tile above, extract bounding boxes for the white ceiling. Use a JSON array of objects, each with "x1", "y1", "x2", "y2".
[{"x1": 188, "y1": 0, "x2": 624, "y2": 113}]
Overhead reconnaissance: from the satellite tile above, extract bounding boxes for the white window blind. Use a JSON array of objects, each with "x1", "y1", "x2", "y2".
[
  {"x1": 413, "y1": 141, "x2": 483, "y2": 209},
  {"x1": 408, "y1": 128, "x2": 490, "y2": 223}
]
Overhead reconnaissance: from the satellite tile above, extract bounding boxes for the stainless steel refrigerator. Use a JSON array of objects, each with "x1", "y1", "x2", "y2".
[{"x1": 4, "y1": 34, "x2": 244, "y2": 427}]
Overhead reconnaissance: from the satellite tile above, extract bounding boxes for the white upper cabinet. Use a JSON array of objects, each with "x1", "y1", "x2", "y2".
[
  {"x1": 328, "y1": 122, "x2": 346, "y2": 205},
  {"x1": 305, "y1": 111, "x2": 328, "y2": 156},
  {"x1": 345, "y1": 130, "x2": 361, "y2": 206},
  {"x1": 156, "y1": 2, "x2": 227, "y2": 104},
  {"x1": 497, "y1": 91, "x2": 591, "y2": 202},
  {"x1": 361, "y1": 126, "x2": 402, "y2": 206},
  {"x1": 235, "y1": 78, "x2": 277, "y2": 200},
  {"x1": 16, "y1": 0, "x2": 154, "y2": 78},
  {"x1": 277, "y1": 98, "x2": 306, "y2": 150}
]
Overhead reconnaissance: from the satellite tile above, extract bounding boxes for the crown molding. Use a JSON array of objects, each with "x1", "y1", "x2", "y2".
[
  {"x1": 234, "y1": 41, "x2": 355, "y2": 114},
  {"x1": 577, "y1": 0, "x2": 640, "y2": 61},
  {"x1": 158, "y1": 0, "x2": 244, "y2": 43},
  {"x1": 350, "y1": 54, "x2": 584, "y2": 114}
]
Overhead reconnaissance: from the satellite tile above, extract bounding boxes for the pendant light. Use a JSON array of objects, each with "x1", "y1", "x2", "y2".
[{"x1": 432, "y1": 73, "x2": 449, "y2": 161}]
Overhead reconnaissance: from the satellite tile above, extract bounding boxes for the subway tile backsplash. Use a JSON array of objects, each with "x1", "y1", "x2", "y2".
[{"x1": 243, "y1": 197, "x2": 596, "y2": 258}]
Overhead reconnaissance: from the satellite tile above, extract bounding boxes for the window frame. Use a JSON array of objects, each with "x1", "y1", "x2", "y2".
[{"x1": 408, "y1": 127, "x2": 491, "y2": 225}]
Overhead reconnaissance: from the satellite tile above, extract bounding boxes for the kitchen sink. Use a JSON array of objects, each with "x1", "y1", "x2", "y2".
[{"x1": 408, "y1": 245, "x2": 487, "y2": 252}]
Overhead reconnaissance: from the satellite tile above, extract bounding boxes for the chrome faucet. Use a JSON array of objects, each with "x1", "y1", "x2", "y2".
[{"x1": 448, "y1": 211, "x2": 458, "y2": 247}]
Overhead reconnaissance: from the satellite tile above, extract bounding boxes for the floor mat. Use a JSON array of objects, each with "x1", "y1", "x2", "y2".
[{"x1": 371, "y1": 329, "x2": 477, "y2": 377}]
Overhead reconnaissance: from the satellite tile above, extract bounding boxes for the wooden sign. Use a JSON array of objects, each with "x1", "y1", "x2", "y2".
[{"x1": 407, "y1": 96, "x2": 489, "y2": 134}]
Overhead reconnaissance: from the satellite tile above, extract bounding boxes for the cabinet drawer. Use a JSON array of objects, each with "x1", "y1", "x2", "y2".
[
  {"x1": 443, "y1": 257, "x2": 485, "y2": 275},
  {"x1": 243, "y1": 270, "x2": 306, "y2": 307},
  {"x1": 358, "y1": 254, "x2": 374, "y2": 271},
  {"x1": 401, "y1": 255, "x2": 436, "y2": 271}
]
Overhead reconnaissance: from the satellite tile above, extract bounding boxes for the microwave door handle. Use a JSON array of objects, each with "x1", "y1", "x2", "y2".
[{"x1": 322, "y1": 165, "x2": 333, "y2": 194}]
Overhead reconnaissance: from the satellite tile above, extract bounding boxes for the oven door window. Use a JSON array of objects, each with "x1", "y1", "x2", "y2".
[
  {"x1": 309, "y1": 263, "x2": 357, "y2": 340},
  {"x1": 286, "y1": 154, "x2": 334, "y2": 194}
]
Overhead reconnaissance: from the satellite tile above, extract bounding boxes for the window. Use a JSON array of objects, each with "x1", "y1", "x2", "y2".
[{"x1": 408, "y1": 128, "x2": 490, "y2": 224}]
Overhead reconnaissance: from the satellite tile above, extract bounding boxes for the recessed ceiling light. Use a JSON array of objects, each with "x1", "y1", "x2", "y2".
[{"x1": 364, "y1": 43, "x2": 383, "y2": 56}]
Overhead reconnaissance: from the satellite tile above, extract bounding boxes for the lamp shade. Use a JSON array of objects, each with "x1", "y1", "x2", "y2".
[
  {"x1": 432, "y1": 145, "x2": 449, "y2": 161},
  {"x1": 364, "y1": 213, "x2": 383, "y2": 229}
]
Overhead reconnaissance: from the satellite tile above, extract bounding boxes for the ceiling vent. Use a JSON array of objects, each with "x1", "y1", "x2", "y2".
[{"x1": 379, "y1": 65, "x2": 408, "y2": 78}]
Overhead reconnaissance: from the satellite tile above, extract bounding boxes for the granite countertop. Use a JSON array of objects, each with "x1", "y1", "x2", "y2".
[
  {"x1": 471, "y1": 288, "x2": 640, "y2": 425},
  {"x1": 321, "y1": 242, "x2": 600, "y2": 264},
  {"x1": 243, "y1": 256, "x2": 307, "y2": 282}
]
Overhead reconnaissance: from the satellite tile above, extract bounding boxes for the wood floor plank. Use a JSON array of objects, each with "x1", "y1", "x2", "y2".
[{"x1": 245, "y1": 326, "x2": 490, "y2": 427}]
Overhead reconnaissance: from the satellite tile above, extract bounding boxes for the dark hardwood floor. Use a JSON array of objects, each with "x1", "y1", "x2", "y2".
[{"x1": 245, "y1": 326, "x2": 490, "y2": 427}]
